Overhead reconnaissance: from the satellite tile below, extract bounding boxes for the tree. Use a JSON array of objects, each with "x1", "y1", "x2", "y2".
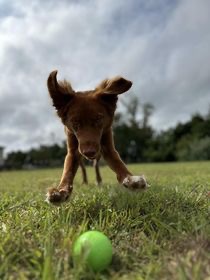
[{"x1": 114, "y1": 96, "x2": 154, "y2": 162}]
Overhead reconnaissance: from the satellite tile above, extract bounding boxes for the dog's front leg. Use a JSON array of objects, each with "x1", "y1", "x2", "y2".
[
  {"x1": 46, "y1": 133, "x2": 79, "y2": 204},
  {"x1": 101, "y1": 129, "x2": 147, "y2": 191}
]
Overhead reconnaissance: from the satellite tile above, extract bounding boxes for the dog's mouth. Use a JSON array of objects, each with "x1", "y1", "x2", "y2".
[
  {"x1": 81, "y1": 150, "x2": 100, "y2": 161},
  {"x1": 79, "y1": 146, "x2": 100, "y2": 161},
  {"x1": 83, "y1": 154, "x2": 97, "y2": 161}
]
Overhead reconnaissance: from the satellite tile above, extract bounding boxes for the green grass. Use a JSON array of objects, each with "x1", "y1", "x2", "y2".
[{"x1": 0, "y1": 162, "x2": 210, "y2": 280}]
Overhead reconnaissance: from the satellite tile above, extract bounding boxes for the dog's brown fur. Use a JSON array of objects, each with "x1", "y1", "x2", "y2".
[{"x1": 46, "y1": 70, "x2": 147, "y2": 204}]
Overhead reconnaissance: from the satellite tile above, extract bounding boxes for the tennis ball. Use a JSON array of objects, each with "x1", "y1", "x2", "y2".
[{"x1": 73, "y1": 230, "x2": 113, "y2": 272}]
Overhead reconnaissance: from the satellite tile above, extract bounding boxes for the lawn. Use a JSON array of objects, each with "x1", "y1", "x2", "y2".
[{"x1": 0, "y1": 162, "x2": 209, "y2": 280}]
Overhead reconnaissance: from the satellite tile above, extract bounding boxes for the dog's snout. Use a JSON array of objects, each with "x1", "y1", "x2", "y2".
[
  {"x1": 79, "y1": 139, "x2": 100, "y2": 160},
  {"x1": 82, "y1": 147, "x2": 97, "y2": 159}
]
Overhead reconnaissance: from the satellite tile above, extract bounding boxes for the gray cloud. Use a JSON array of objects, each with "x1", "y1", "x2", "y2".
[{"x1": 0, "y1": 0, "x2": 210, "y2": 153}]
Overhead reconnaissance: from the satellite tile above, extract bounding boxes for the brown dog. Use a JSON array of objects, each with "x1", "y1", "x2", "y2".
[{"x1": 46, "y1": 70, "x2": 147, "y2": 204}]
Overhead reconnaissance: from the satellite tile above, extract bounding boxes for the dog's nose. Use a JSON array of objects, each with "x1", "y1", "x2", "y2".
[{"x1": 82, "y1": 149, "x2": 97, "y2": 159}]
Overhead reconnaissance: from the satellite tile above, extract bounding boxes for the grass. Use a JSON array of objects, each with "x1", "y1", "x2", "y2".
[{"x1": 0, "y1": 162, "x2": 209, "y2": 280}]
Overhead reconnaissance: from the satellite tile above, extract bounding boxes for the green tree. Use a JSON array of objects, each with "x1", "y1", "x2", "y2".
[{"x1": 114, "y1": 96, "x2": 154, "y2": 162}]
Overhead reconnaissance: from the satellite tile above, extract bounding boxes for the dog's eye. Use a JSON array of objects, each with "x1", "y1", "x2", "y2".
[{"x1": 94, "y1": 116, "x2": 103, "y2": 127}]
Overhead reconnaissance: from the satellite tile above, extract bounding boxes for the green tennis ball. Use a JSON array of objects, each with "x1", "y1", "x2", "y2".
[{"x1": 73, "y1": 230, "x2": 113, "y2": 272}]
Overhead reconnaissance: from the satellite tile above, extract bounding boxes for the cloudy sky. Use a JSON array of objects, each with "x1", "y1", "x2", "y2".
[{"x1": 0, "y1": 0, "x2": 210, "y2": 153}]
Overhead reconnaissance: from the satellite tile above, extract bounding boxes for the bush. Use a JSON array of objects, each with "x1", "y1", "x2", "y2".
[{"x1": 176, "y1": 137, "x2": 210, "y2": 161}]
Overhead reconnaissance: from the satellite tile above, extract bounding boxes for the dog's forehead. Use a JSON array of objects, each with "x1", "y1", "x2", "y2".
[{"x1": 69, "y1": 94, "x2": 105, "y2": 119}]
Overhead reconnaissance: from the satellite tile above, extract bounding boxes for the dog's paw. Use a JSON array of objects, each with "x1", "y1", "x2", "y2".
[
  {"x1": 122, "y1": 175, "x2": 147, "y2": 191},
  {"x1": 45, "y1": 187, "x2": 71, "y2": 205}
]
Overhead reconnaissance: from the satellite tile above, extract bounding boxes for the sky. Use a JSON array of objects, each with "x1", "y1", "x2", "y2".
[{"x1": 0, "y1": 0, "x2": 210, "y2": 153}]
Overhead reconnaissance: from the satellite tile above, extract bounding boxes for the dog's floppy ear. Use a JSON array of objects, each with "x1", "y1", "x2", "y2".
[
  {"x1": 95, "y1": 76, "x2": 132, "y2": 95},
  {"x1": 47, "y1": 70, "x2": 75, "y2": 111}
]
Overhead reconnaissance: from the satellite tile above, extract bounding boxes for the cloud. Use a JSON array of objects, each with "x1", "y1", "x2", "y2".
[{"x1": 0, "y1": 0, "x2": 209, "y2": 152}]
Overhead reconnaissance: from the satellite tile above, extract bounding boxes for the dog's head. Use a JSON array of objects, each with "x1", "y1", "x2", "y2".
[{"x1": 47, "y1": 70, "x2": 132, "y2": 160}]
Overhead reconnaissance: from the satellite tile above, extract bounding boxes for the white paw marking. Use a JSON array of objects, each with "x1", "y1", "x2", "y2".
[
  {"x1": 45, "y1": 188, "x2": 71, "y2": 204},
  {"x1": 122, "y1": 175, "x2": 147, "y2": 190},
  {"x1": 45, "y1": 190, "x2": 59, "y2": 204}
]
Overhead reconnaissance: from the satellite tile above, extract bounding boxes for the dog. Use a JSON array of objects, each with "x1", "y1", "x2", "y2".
[{"x1": 46, "y1": 70, "x2": 147, "y2": 204}]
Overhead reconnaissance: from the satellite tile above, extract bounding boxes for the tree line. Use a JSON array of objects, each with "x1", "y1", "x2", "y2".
[{"x1": 4, "y1": 97, "x2": 210, "y2": 169}]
